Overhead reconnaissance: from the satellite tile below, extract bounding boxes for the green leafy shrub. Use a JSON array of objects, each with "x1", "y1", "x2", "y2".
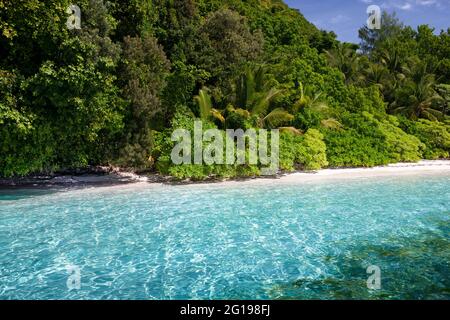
[
  {"x1": 324, "y1": 129, "x2": 390, "y2": 167},
  {"x1": 280, "y1": 129, "x2": 328, "y2": 171},
  {"x1": 380, "y1": 116, "x2": 425, "y2": 162},
  {"x1": 300, "y1": 129, "x2": 329, "y2": 170},
  {"x1": 401, "y1": 119, "x2": 450, "y2": 159},
  {"x1": 279, "y1": 132, "x2": 301, "y2": 171},
  {"x1": 344, "y1": 86, "x2": 386, "y2": 117},
  {"x1": 324, "y1": 112, "x2": 390, "y2": 167},
  {"x1": 325, "y1": 112, "x2": 424, "y2": 167}
]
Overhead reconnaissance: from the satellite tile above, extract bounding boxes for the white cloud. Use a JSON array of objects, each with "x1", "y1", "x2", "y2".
[{"x1": 368, "y1": 0, "x2": 446, "y2": 11}]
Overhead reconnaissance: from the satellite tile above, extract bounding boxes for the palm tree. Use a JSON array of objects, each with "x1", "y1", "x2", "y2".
[
  {"x1": 325, "y1": 44, "x2": 360, "y2": 84},
  {"x1": 392, "y1": 73, "x2": 444, "y2": 121},
  {"x1": 390, "y1": 59, "x2": 445, "y2": 120},
  {"x1": 292, "y1": 83, "x2": 327, "y2": 113},
  {"x1": 194, "y1": 88, "x2": 225, "y2": 124},
  {"x1": 436, "y1": 84, "x2": 450, "y2": 117},
  {"x1": 195, "y1": 66, "x2": 294, "y2": 129},
  {"x1": 361, "y1": 63, "x2": 390, "y2": 91},
  {"x1": 378, "y1": 41, "x2": 404, "y2": 74},
  {"x1": 359, "y1": 61, "x2": 402, "y2": 104},
  {"x1": 231, "y1": 65, "x2": 293, "y2": 128},
  {"x1": 291, "y1": 82, "x2": 342, "y2": 130}
]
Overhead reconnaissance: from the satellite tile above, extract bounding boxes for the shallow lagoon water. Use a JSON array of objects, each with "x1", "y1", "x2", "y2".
[{"x1": 0, "y1": 174, "x2": 449, "y2": 299}]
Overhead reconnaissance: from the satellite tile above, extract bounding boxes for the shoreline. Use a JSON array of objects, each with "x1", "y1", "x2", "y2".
[
  {"x1": 0, "y1": 160, "x2": 449, "y2": 189},
  {"x1": 278, "y1": 160, "x2": 450, "y2": 183}
]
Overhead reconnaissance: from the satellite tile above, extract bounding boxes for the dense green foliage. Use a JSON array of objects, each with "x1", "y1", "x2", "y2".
[
  {"x1": 0, "y1": 0, "x2": 449, "y2": 178},
  {"x1": 280, "y1": 129, "x2": 328, "y2": 171}
]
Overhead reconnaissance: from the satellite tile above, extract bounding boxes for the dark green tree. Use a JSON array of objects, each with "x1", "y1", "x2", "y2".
[{"x1": 118, "y1": 34, "x2": 170, "y2": 169}]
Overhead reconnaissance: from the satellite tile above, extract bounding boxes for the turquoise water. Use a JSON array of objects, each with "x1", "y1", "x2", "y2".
[{"x1": 0, "y1": 174, "x2": 449, "y2": 300}]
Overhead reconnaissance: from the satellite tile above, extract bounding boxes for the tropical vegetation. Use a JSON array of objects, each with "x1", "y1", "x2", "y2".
[{"x1": 0, "y1": 0, "x2": 449, "y2": 179}]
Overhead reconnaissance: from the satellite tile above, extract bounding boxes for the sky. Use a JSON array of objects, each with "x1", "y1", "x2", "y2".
[{"x1": 284, "y1": 0, "x2": 450, "y2": 43}]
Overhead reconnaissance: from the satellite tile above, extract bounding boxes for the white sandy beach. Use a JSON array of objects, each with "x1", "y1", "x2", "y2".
[
  {"x1": 277, "y1": 160, "x2": 450, "y2": 183},
  {"x1": 122, "y1": 160, "x2": 450, "y2": 189}
]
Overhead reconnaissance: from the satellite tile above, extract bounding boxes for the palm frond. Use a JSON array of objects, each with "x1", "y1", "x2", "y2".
[
  {"x1": 279, "y1": 127, "x2": 303, "y2": 135},
  {"x1": 211, "y1": 108, "x2": 225, "y2": 124},
  {"x1": 252, "y1": 88, "x2": 282, "y2": 115},
  {"x1": 262, "y1": 108, "x2": 294, "y2": 127},
  {"x1": 194, "y1": 89, "x2": 213, "y2": 120},
  {"x1": 321, "y1": 118, "x2": 343, "y2": 130}
]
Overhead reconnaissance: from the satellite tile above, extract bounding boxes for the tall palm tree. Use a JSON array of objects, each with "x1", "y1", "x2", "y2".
[{"x1": 378, "y1": 41, "x2": 404, "y2": 74}]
